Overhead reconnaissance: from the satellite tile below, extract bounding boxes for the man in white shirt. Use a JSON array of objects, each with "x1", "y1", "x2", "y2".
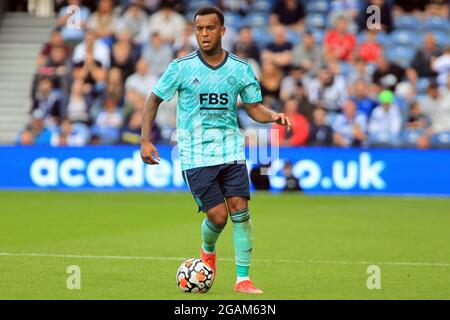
[
  {"x1": 125, "y1": 58, "x2": 158, "y2": 97},
  {"x1": 72, "y1": 29, "x2": 111, "y2": 68}
]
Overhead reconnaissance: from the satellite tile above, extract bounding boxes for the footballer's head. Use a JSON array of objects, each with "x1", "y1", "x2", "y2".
[{"x1": 194, "y1": 7, "x2": 225, "y2": 54}]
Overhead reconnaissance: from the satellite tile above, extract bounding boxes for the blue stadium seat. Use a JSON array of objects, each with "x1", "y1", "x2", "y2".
[
  {"x1": 357, "y1": 31, "x2": 389, "y2": 46},
  {"x1": 251, "y1": 27, "x2": 273, "y2": 50},
  {"x1": 306, "y1": 1, "x2": 330, "y2": 14},
  {"x1": 423, "y1": 16, "x2": 450, "y2": 32},
  {"x1": 310, "y1": 28, "x2": 325, "y2": 43},
  {"x1": 417, "y1": 77, "x2": 432, "y2": 95},
  {"x1": 244, "y1": 12, "x2": 270, "y2": 29},
  {"x1": 393, "y1": 15, "x2": 420, "y2": 31},
  {"x1": 250, "y1": 0, "x2": 273, "y2": 13},
  {"x1": 186, "y1": 0, "x2": 217, "y2": 12},
  {"x1": 389, "y1": 30, "x2": 422, "y2": 48},
  {"x1": 306, "y1": 13, "x2": 327, "y2": 29},
  {"x1": 224, "y1": 12, "x2": 244, "y2": 30},
  {"x1": 430, "y1": 30, "x2": 450, "y2": 48},
  {"x1": 385, "y1": 45, "x2": 416, "y2": 68},
  {"x1": 285, "y1": 29, "x2": 302, "y2": 45}
]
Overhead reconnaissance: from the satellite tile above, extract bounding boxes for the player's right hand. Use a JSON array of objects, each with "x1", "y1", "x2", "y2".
[{"x1": 140, "y1": 141, "x2": 160, "y2": 165}]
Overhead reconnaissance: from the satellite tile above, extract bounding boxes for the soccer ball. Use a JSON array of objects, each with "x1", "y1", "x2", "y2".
[{"x1": 176, "y1": 258, "x2": 215, "y2": 293}]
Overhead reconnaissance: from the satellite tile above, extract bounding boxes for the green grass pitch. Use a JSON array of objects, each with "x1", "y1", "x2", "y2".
[{"x1": 0, "y1": 191, "x2": 449, "y2": 300}]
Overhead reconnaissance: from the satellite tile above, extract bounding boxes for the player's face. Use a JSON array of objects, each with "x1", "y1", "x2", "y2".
[{"x1": 194, "y1": 14, "x2": 225, "y2": 54}]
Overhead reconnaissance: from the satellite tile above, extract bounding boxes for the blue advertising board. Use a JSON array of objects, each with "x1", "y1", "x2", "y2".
[{"x1": 0, "y1": 146, "x2": 449, "y2": 196}]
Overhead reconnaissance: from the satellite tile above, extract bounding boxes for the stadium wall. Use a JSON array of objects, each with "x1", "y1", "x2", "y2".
[{"x1": 0, "y1": 146, "x2": 449, "y2": 196}]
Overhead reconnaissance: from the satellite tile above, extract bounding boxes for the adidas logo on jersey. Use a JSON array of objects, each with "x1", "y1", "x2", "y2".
[{"x1": 192, "y1": 78, "x2": 200, "y2": 84}]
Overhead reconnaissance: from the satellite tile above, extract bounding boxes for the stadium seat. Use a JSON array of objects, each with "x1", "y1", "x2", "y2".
[
  {"x1": 393, "y1": 15, "x2": 421, "y2": 31},
  {"x1": 250, "y1": 0, "x2": 272, "y2": 13},
  {"x1": 417, "y1": 77, "x2": 431, "y2": 95},
  {"x1": 357, "y1": 31, "x2": 389, "y2": 46},
  {"x1": 389, "y1": 30, "x2": 422, "y2": 48},
  {"x1": 244, "y1": 12, "x2": 270, "y2": 29},
  {"x1": 385, "y1": 45, "x2": 416, "y2": 68},
  {"x1": 422, "y1": 16, "x2": 450, "y2": 32},
  {"x1": 430, "y1": 30, "x2": 450, "y2": 48},
  {"x1": 306, "y1": 1, "x2": 330, "y2": 14},
  {"x1": 224, "y1": 12, "x2": 244, "y2": 30},
  {"x1": 310, "y1": 28, "x2": 325, "y2": 43},
  {"x1": 186, "y1": 0, "x2": 217, "y2": 12},
  {"x1": 251, "y1": 27, "x2": 273, "y2": 50},
  {"x1": 305, "y1": 13, "x2": 327, "y2": 30},
  {"x1": 285, "y1": 28, "x2": 302, "y2": 45}
]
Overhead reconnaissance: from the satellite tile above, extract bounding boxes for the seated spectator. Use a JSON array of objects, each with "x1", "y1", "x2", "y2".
[
  {"x1": 57, "y1": 0, "x2": 90, "y2": 48},
  {"x1": 292, "y1": 31, "x2": 322, "y2": 75},
  {"x1": 37, "y1": 44, "x2": 72, "y2": 96},
  {"x1": 332, "y1": 99, "x2": 368, "y2": 147},
  {"x1": 140, "y1": 3, "x2": 186, "y2": 44},
  {"x1": 233, "y1": 26, "x2": 260, "y2": 63},
  {"x1": 350, "y1": 78, "x2": 378, "y2": 117},
  {"x1": 73, "y1": 49, "x2": 107, "y2": 98},
  {"x1": 295, "y1": 82, "x2": 315, "y2": 122},
  {"x1": 111, "y1": 40, "x2": 136, "y2": 81},
  {"x1": 425, "y1": 0, "x2": 449, "y2": 18},
  {"x1": 408, "y1": 33, "x2": 443, "y2": 80},
  {"x1": 259, "y1": 61, "x2": 284, "y2": 110},
  {"x1": 372, "y1": 56, "x2": 407, "y2": 92},
  {"x1": 73, "y1": 29, "x2": 111, "y2": 69},
  {"x1": 218, "y1": 0, "x2": 252, "y2": 16},
  {"x1": 271, "y1": 99, "x2": 309, "y2": 146},
  {"x1": 432, "y1": 46, "x2": 450, "y2": 88},
  {"x1": 17, "y1": 110, "x2": 53, "y2": 146},
  {"x1": 87, "y1": 0, "x2": 118, "y2": 46},
  {"x1": 30, "y1": 76, "x2": 65, "y2": 126},
  {"x1": 66, "y1": 79, "x2": 93, "y2": 125},
  {"x1": 368, "y1": 90, "x2": 403, "y2": 146},
  {"x1": 270, "y1": 0, "x2": 305, "y2": 31},
  {"x1": 282, "y1": 160, "x2": 302, "y2": 192},
  {"x1": 125, "y1": 59, "x2": 158, "y2": 98},
  {"x1": 122, "y1": 108, "x2": 161, "y2": 145},
  {"x1": 347, "y1": 57, "x2": 374, "y2": 84},
  {"x1": 173, "y1": 22, "x2": 198, "y2": 55},
  {"x1": 115, "y1": 1, "x2": 148, "y2": 44},
  {"x1": 37, "y1": 28, "x2": 71, "y2": 67},
  {"x1": 280, "y1": 65, "x2": 310, "y2": 102},
  {"x1": 91, "y1": 96, "x2": 124, "y2": 145},
  {"x1": 308, "y1": 67, "x2": 347, "y2": 114},
  {"x1": 324, "y1": 15, "x2": 356, "y2": 61},
  {"x1": 402, "y1": 102, "x2": 431, "y2": 148},
  {"x1": 419, "y1": 82, "x2": 450, "y2": 147},
  {"x1": 51, "y1": 119, "x2": 91, "y2": 146},
  {"x1": 308, "y1": 108, "x2": 334, "y2": 147},
  {"x1": 142, "y1": 32, "x2": 174, "y2": 77},
  {"x1": 358, "y1": 29, "x2": 383, "y2": 63},
  {"x1": 261, "y1": 25, "x2": 294, "y2": 71},
  {"x1": 358, "y1": 0, "x2": 392, "y2": 32},
  {"x1": 105, "y1": 68, "x2": 125, "y2": 107}
]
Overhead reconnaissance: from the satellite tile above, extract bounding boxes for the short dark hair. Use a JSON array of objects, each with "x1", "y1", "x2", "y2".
[{"x1": 194, "y1": 7, "x2": 225, "y2": 26}]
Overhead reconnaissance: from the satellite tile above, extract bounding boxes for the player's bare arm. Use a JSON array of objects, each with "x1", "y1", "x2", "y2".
[
  {"x1": 244, "y1": 102, "x2": 292, "y2": 130},
  {"x1": 140, "y1": 92, "x2": 163, "y2": 165}
]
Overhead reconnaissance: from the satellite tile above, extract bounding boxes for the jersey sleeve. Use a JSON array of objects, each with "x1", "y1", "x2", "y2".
[
  {"x1": 152, "y1": 60, "x2": 181, "y2": 101},
  {"x1": 239, "y1": 63, "x2": 262, "y2": 104}
]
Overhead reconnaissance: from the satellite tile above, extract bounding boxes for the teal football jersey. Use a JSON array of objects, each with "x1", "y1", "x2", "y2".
[{"x1": 152, "y1": 50, "x2": 262, "y2": 171}]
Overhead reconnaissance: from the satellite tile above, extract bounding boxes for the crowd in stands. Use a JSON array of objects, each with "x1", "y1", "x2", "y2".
[{"x1": 17, "y1": 0, "x2": 450, "y2": 149}]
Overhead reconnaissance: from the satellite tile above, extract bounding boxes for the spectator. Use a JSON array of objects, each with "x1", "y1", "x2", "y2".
[
  {"x1": 270, "y1": 0, "x2": 305, "y2": 31},
  {"x1": 66, "y1": 79, "x2": 93, "y2": 124},
  {"x1": 57, "y1": 0, "x2": 90, "y2": 48},
  {"x1": 424, "y1": 0, "x2": 449, "y2": 18},
  {"x1": 261, "y1": 24, "x2": 294, "y2": 71},
  {"x1": 308, "y1": 67, "x2": 347, "y2": 114},
  {"x1": 368, "y1": 90, "x2": 403, "y2": 146},
  {"x1": 218, "y1": 0, "x2": 252, "y2": 16},
  {"x1": 72, "y1": 49, "x2": 107, "y2": 98},
  {"x1": 372, "y1": 56, "x2": 406, "y2": 92},
  {"x1": 233, "y1": 26, "x2": 260, "y2": 63},
  {"x1": 332, "y1": 99, "x2": 368, "y2": 147},
  {"x1": 37, "y1": 28, "x2": 72, "y2": 67},
  {"x1": 408, "y1": 33, "x2": 443, "y2": 82},
  {"x1": 115, "y1": 1, "x2": 148, "y2": 44},
  {"x1": 111, "y1": 40, "x2": 136, "y2": 80},
  {"x1": 173, "y1": 22, "x2": 198, "y2": 54},
  {"x1": 87, "y1": 0, "x2": 118, "y2": 46},
  {"x1": 358, "y1": 29, "x2": 383, "y2": 63},
  {"x1": 350, "y1": 78, "x2": 377, "y2": 117},
  {"x1": 282, "y1": 160, "x2": 302, "y2": 192},
  {"x1": 308, "y1": 108, "x2": 334, "y2": 147},
  {"x1": 419, "y1": 82, "x2": 450, "y2": 147},
  {"x1": 105, "y1": 68, "x2": 125, "y2": 107},
  {"x1": 91, "y1": 96, "x2": 124, "y2": 144},
  {"x1": 432, "y1": 47, "x2": 450, "y2": 89},
  {"x1": 347, "y1": 57, "x2": 374, "y2": 84},
  {"x1": 51, "y1": 119, "x2": 91, "y2": 146},
  {"x1": 259, "y1": 61, "x2": 284, "y2": 109},
  {"x1": 17, "y1": 110, "x2": 53, "y2": 146},
  {"x1": 122, "y1": 108, "x2": 161, "y2": 144},
  {"x1": 280, "y1": 65, "x2": 310, "y2": 102},
  {"x1": 271, "y1": 99, "x2": 309, "y2": 146},
  {"x1": 402, "y1": 102, "x2": 431, "y2": 148},
  {"x1": 30, "y1": 76, "x2": 65, "y2": 125},
  {"x1": 125, "y1": 59, "x2": 158, "y2": 98},
  {"x1": 38, "y1": 44, "x2": 72, "y2": 96},
  {"x1": 73, "y1": 29, "x2": 111, "y2": 69},
  {"x1": 142, "y1": 32, "x2": 174, "y2": 77},
  {"x1": 324, "y1": 15, "x2": 356, "y2": 61},
  {"x1": 291, "y1": 31, "x2": 322, "y2": 75},
  {"x1": 141, "y1": 3, "x2": 186, "y2": 44}
]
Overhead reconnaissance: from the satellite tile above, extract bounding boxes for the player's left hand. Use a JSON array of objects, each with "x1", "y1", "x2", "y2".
[{"x1": 272, "y1": 113, "x2": 292, "y2": 131}]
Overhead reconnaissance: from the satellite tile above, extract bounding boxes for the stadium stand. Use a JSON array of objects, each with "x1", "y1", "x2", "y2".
[{"x1": 0, "y1": 0, "x2": 449, "y2": 148}]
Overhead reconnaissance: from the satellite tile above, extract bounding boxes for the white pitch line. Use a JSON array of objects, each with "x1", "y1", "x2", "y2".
[{"x1": 1, "y1": 252, "x2": 450, "y2": 267}]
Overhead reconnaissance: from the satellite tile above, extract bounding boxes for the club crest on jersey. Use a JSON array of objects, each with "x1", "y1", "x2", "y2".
[
  {"x1": 192, "y1": 78, "x2": 201, "y2": 84},
  {"x1": 227, "y1": 76, "x2": 237, "y2": 85}
]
